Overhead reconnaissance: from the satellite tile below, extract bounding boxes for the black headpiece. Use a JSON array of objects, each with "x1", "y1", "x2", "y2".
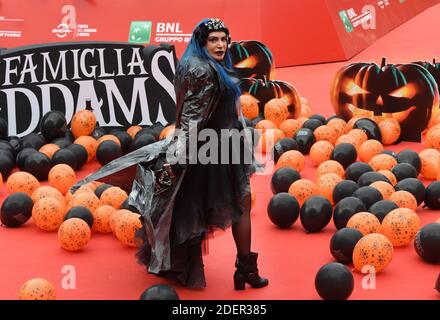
[{"x1": 194, "y1": 18, "x2": 230, "y2": 46}]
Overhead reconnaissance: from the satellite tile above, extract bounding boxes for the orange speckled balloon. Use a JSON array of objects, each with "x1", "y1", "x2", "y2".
[
  {"x1": 32, "y1": 186, "x2": 66, "y2": 207},
  {"x1": 378, "y1": 170, "x2": 397, "y2": 186},
  {"x1": 370, "y1": 181, "x2": 395, "y2": 200},
  {"x1": 348, "y1": 129, "x2": 368, "y2": 146},
  {"x1": 276, "y1": 150, "x2": 305, "y2": 172},
  {"x1": 58, "y1": 218, "x2": 91, "y2": 251},
  {"x1": 159, "y1": 125, "x2": 175, "y2": 140},
  {"x1": 316, "y1": 160, "x2": 345, "y2": 179},
  {"x1": 419, "y1": 148, "x2": 440, "y2": 179},
  {"x1": 288, "y1": 179, "x2": 318, "y2": 207},
  {"x1": 279, "y1": 119, "x2": 301, "y2": 138},
  {"x1": 347, "y1": 116, "x2": 363, "y2": 128},
  {"x1": 378, "y1": 119, "x2": 401, "y2": 145},
  {"x1": 6, "y1": 172, "x2": 40, "y2": 196},
  {"x1": 369, "y1": 154, "x2": 398, "y2": 171},
  {"x1": 296, "y1": 117, "x2": 308, "y2": 127},
  {"x1": 83, "y1": 181, "x2": 101, "y2": 192},
  {"x1": 347, "y1": 212, "x2": 381, "y2": 236},
  {"x1": 309, "y1": 141, "x2": 334, "y2": 167},
  {"x1": 424, "y1": 127, "x2": 440, "y2": 150},
  {"x1": 258, "y1": 128, "x2": 285, "y2": 153},
  {"x1": 317, "y1": 173, "x2": 342, "y2": 205},
  {"x1": 380, "y1": 208, "x2": 420, "y2": 246},
  {"x1": 69, "y1": 192, "x2": 101, "y2": 213},
  {"x1": 240, "y1": 94, "x2": 259, "y2": 120},
  {"x1": 71, "y1": 186, "x2": 95, "y2": 198},
  {"x1": 92, "y1": 205, "x2": 116, "y2": 233},
  {"x1": 74, "y1": 136, "x2": 98, "y2": 162},
  {"x1": 335, "y1": 134, "x2": 359, "y2": 150},
  {"x1": 299, "y1": 104, "x2": 312, "y2": 118},
  {"x1": 359, "y1": 140, "x2": 384, "y2": 162},
  {"x1": 32, "y1": 198, "x2": 65, "y2": 231},
  {"x1": 48, "y1": 164, "x2": 77, "y2": 195},
  {"x1": 19, "y1": 278, "x2": 56, "y2": 300},
  {"x1": 114, "y1": 212, "x2": 142, "y2": 247},
  {"x1": 71, "y1": 110, "x2": 96, "y2": 138},
  {"x1": 127, "y1": 125, "x2": 142, "y2": 139},
  {"x1": 39, "y1": 144, "x2": 60, "y2": 159},
  {"x1": 353, "y1": 233, "x2": 394, "y2": 273},
  {"x1": 97, "y1": 134, "x2": 121, "y2": 146},
  {"x1": 100, "y1": 187, "x2": 128, "y2": 209},
  {"x1": 388, "y1": 190, "x2": 418, "y2": 211},
  {"x1": 255, "y1": 119, "x2": 278, "y2": 132},
  {"x1": 327, "y1": 118, "x2": 349, "y2": 137},
  {"x1": 110, "y1": 209, "x2": 132, "y2": 234},
  {"x1": 314, "y1": 125, "x2": 337, "y2": 145}
]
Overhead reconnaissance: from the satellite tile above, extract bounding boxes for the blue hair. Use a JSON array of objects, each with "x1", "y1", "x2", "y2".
[{"x1": 178, "y1": 18, "x2": 241, "y2": 113}]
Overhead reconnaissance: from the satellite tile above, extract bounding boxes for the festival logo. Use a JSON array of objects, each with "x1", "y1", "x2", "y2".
[{"x1": 51, "y1": 5, "x2": 98, "y2": 39}]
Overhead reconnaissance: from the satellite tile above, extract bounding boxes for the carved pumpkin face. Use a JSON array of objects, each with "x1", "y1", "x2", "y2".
[
  {"x1": 229, "y1": 40, "x2": 275, "y2": 80},
  {"x1": 239, "y1": 78, "x2": 301, "y2": 119},
  {"x1": 331, "y1": 59, "x2": 439, "y2": 142}
]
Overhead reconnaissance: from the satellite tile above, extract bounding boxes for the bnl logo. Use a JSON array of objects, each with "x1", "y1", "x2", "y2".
[{"x1": 128, "y1": 21, "x2": 152, "y2": 44}]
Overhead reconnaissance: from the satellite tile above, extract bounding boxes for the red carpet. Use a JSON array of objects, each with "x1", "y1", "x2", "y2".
[{"x1": 1, "y1": 4, "x2": 440, "y2": 300}]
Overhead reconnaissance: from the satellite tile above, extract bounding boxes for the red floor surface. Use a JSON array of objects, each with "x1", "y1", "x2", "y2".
[{"x1": 1, "y1": 5, "x2": 440, "y2": 300}]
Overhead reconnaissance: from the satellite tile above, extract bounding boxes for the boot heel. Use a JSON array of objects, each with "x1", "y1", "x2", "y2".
[{"x1": 234, "y1": 273, "x2": 245, "y2": 290}]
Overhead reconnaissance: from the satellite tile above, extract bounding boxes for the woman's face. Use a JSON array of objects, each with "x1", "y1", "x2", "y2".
[{"x1": 205, "y1": 31, "x2": 228, "y2": 62}]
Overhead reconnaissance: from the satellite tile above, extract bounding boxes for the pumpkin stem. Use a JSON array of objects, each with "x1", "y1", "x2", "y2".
[
  {"x1": 381, "y1": 57, "x2": 386, "y2": 68},
  {"x1": 434, "y1": 58, "x2": 436, "y2": 64}
]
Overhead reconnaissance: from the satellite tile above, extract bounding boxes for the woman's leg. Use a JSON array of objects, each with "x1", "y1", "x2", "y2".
[{"x1": 232, "y1": 210, "x2": 251, "y2": 255}]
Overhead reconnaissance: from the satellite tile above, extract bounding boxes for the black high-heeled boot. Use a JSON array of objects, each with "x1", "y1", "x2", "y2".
[{"x1": 234, "y1": 252, "x2": 269, "y2": 290}]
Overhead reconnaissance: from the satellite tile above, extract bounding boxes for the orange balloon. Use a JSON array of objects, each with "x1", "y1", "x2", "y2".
[
  {"x1": 92, "y1": 205, "x2": 117, "y2": 233},
  {"x1": 69, "y1": 192, "x2": 101, "y2": 213},
  {"x1": 314, "y1": 125, "x2": 337, "y2": 145},
  {"x1": 369, "y1": 154, "x2": 398, "y2": 171},
  {"x1": 347, "y1": 116, "x2": 363, "y2": 128},
  {"x1": 114, "y1": 212, "x2": 142, "y2": 247},
  {"x1": 39, "y1": 144, "x2": 60, "y2": 159},
  {"x1": 48, "y1": 164, "x2": 77, "y2": 195},
  {"x1": 279, "y1": 119, "x2": 301, "y2": 138},
  {"x1": 317, "y1": 173, "x2": 342, "y2": 205},
  {"x1": 19, "y1": 278, "x2": 56, "y2": 300},
  {"x1": 359, "y1": 140, "x2": 383, "y2": 162},
  {"x1": 32, "y1": 198, "x2": 65, "y2": 231},
  {"x1": 348, "y1": 128, "x2": 368, "y2": 146},
  {"x1": 127, "y1": 125, "x2": 142, "y2": 139},
  {"x1": 32, "y1": 186, "x2": 66, "y2": 207},
  {"x1": 83, "y1": 181, "x2": 102, "y2": 192},
  {"x1": 299, "y1": 104, "x2": 312, "y2": 118},
  {"x1": 378, "y1": 119, "x2": 401, "y2": 145},
  {"x1": 378, "y1": 170, "x2": 397, "y2": 186},
  {"x1": 97, "y1": 134, "x2": 121, "y2": 146},
  {"x1": 353, "y1": 233, "x2": 394, "y2": 273},
  {"x1": 380, "y1": 208, "x2": 420, "y2": 246},
  {"x1": 6, "y1": 172, "x2": 40, "y2": 196},
  {"x1": 327, "y1": 118, "x2": 349, "y2": 137},
  {"x1": 110, "y1": 209, "x2": 132, "y2": 234},
  {"x1": 309, "y1": 141, "x2": 334, "y2": 167},
  {"x1": 74, "y1": 136, "x2": 98, "y2": 162},
  {"x1": 370, "y1": 181, "x2": 395, "y2": 200},
  {"x1": 100, "y1": 187, "x2": 128, "y2": 209},
  {"x1": 347, "y1": 212, "x2": 381, "y2": 236},
  {"x1": 276, "y1": 150, "x2": 305, "y2": 172},
  {"x1": 258, "y1": 128, "x2": 285, "y2": 153},
  {"x1": 296, "y1": 117, "x2": 308, "y2": 127},
  {"x1": 58, "y1": 218, "x2": 91, "y2": 251},
  {"x1": 240, "y1": 94, "x2": 259, "y2": 120},
  {"x1": 71, "y1": 109, "x2": 97, "y2": 138},
  {"x1": 288, "y1": 179, "x2": 318, "y2": 207},
  {"x1": 264, "y1": 98, "x2": 289, "y2": 126},
  {"x1": 316, "y1": 160, "x2": 345, "y2": 179},
  {"x1": 335, "y1": 134, "x2": 359, "y2": 150},
  {"x1": 159, "y1": 125, "x2": 175, "y2": 140},
  {"x1": 419, "y1": 148, "x2": 440, "y2": 179},
  {"x1": 388, "y1": 190, "x2": 418, "y2": 211},
  {"x1": 255, "y1": 119, "x2": 277, "y2": 132},
  {"x1": 424, "y1": 127, "x2": 440, "y2": 150}
]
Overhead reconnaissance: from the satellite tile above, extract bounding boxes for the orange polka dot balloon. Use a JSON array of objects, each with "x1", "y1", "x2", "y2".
[
  {"x1": 100, "y1": 187, "x2": 128, "y2": 209},
  {"x1": 240, "y1": 94, "x2": 259, "y2": 120},
  {"x1": 347, "y1": 212, "x2": 381, "y2": 236},
  {"x1": 255, "y1": 119, "x2": 277, "y2": 132},
  {"x1": 359, "y1": 140, "x2": 383, "y2": 162},
  {"x1": 258, "y1": 128, "x2": 285, "y2": 153},
  {"x1": 39, "y1": 144, "x2": 60, "y2": 159},
  {"x1": 114, "y1": 212, "x2": 142, "y2": 247},
  {"x1": 378, "y1": 170, "x2": 397, "y2": 186},
  {"x1": 419, "y1": 148, "x2": 440, "y2": 180},
  {"x1": 378, "y1": 119, "x2": 401, "y2": 145},
  {"x1": 424, "y1": 126, "x2": 440, "y2": 150},
  {"x1": 71, "y1": 109, "x2": 96, "y2": 138},
  {"x1": 369, "y1": 154, "x2": 398, "y2": 171},
  {"x1": 6, "y1": 172, "x2": 40, "y2": 196},
  {"x1": 279, "y1": 119, "x2": 301, "y2": 138},
  {"x1": 32, "y1": 186, "x2": 66, "y2": 207},
  {"x1": 299, "y1": 104, "x2": 312, "y2": 118},
  {"x1": 276, "y1": 150, "x2": 305, "y2": 172},
  {"x1": 74, "y1": 136, "x2": 98, "y2": 162},
  {"x1": 316, "y1": 160, "x2": 345, "y2": 179},
  {"x1": 309, "y1": 141, "x2": 334, "y2": 167},
  {"x1": 353, "y1": 233, "x2": 394, "y2": 273},
  {"x1": 69, "y1": 192, "x2": 101, "y2": 213},
  {"x1": 288, "y1": 179, "x2": 318, "y2": 207},
  {"x1": 110, "y1": 209, "x2": 132, "y2": 234},
  {"x1": 380, "y1": 208, "x2": 420, "y2": 246},
  {"x1": 19, "y1": 278, "x2": 56, "y2": 300},
  {"x1": 32, "y1": 198, "x2": 65, "y2": 231},
  {"x1": 335, "y1": 134, "x2": 359, "y2": 150},
  {"x1": 317, "y1": 173, "x2": 342, "y2": 205},
  {"x1": 348, "y1": 128, "x2": 368, "y2": 146},
  {"x1": 127, "y1": 125, "x2": 142, "y2": 139},
  {"x1": 48, "y1": 164, "x2": 77, "y2": 195},
  {"x1": 370, "y1": 181, "x2": 395, "y2": 200},
  {"x1": 58, "y1": 218, "x2": 91, "y2": 251},
  {"x1": 314, "y1": 125, "x2": 337, "y2": 145},
  {"x1": 92, "y1": 205, "x2": 116, "y2": 233},
  {"x1": 388, "y1": 190, "x2": 418, "y2": 211},
  {"x1": 159, "y1": 125, "x2": 175, "y2": 140},
  {"x1": 327, "y1": 118, "x2": 349, "y2": 137}
]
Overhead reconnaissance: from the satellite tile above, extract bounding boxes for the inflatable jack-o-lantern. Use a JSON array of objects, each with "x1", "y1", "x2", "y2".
[
  {"x1": 229, "y1": 40, "x2": 275, "y2": 80},
  {"x1": 331, "y1": 58, "x2": 439, "y2": 142},
  {"x1": 239, "y1": 78, "x2": 301, "y2": 119}
]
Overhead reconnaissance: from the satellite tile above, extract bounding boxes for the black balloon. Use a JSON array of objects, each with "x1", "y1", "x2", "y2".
[
  {"x1": 135, "y1": 127, "x2": 157, "y2": 140},
  {"x1": 0, "y1": 140, "x2": 16, "y2": 157},
  {"x1": 21, "y1": 133, "x2": 46, "y2": 150},
  {"x1": 24, "y1": 152, "x2": 52, "y2": 181},
  {"x1": 39, "y1": 111, "x2": 67, "y2": 142},
  {"x1": 353, "y1": 118, "x2": 382, "y2": 141},
  {"x1": 0, "y1": 154, "x2": 14, "y2": 178},
  {"x1": 414, "y1": 223, "x2": 440, "y2": 263},
  {"x1": 64, "y1": 129, "x2": 74, "y2": 142},
  {"x1": 111, "y1": 130, "x2": 133, "y2": 154},
  {"x1": 302, "y1": 119, "x2": 323, "y2": 132},
  {"x1": 331, "y1": 143, "x2": 357, "y2": 169},
  {"x1": 395, "y1": 178, "x2": 426, "y2": 206},
  {"x1": 96, "y1": 141, "x2": 122, "y2": 166},
  {"x1": 352, "y1": 186, "x2": 383, "y2": 209},
  {"x1": 139, "y1": 284, "x2": 179, "y2": 300},
  {"x1": 66, "y1": 144, "x2": 88, "y2": 169},
  {"x1": 0, "y1": 117, "x2": 8, "y2": 139},
  {"x1": 332, "y1": 180, "x2": 359, "y2": 204},
  {"x1": 64, "y1": 206, "x2": 94, "y2": 228},
  {"x1": 0, "y1": 192, "x2": 33, "y2": 227},
  {"x1": 309, "y1": 114, "x2": 327, "y2": 124},
  {"x1": 391, "y1": 163, "x2": 418, "y2": 181},
  {"x1": 267, "y1": 193, "x2": 300, "y2": 228},
  {"x1": 149, "y1": 123, "x2": 166, "y2": 140},
  {"x1": 130, "y1": 134, "x2": 156, "y2": 151},
  {"x1": 345, "y1": 162, "x2": 373, "y2": 182},
  {"x1": 95, "y1": 184, "x2": 113, "y2": 198},
  {"x1": 294, "y1": 128, "x2": 315, "y2": 155},
  {"x1": 397, "y1": 150, "x2": 421, "y2": 174},
  {"x1": 273, "y1": 138, "x2": 298, "y2": 162},
  {"x1": 52, "y1": 137, "x2": 72, "y2": 148},
  {"x1": 333, "y1": 197, "x2": 366, "y2": 230},
  {"x1": 120, "y1": 198, "x2": 140, "y2": 213},
  {"x1": 381, "y1": 149, "x2": 398, "y2": 159},
  {"x1": 368, "y1": 200, "x2": 398, "y2": 223},
  {"x1": 357, "y1": 171, "x2": 390, "y2": 187},
  {"x1": 91, "y1": 127, "x2": 107, "y2": 140},
  {"x1": 251, "y1": 116, "x2": 264, "y2": 127},
  {"x1": 315, "y1": 262, "x2": 354, "y2": 300},
  {"x1": 16, "y1": 148, "x2": 38, "y2": 171},
  {"x1": 326, "y1": 114, "x2": 344, "y2": 122},
  {"x1": 300, "y1": 196, "x2": 332, "y2": 233},
  {"x1": 424, "y1": 181, "x2": 440, "y2": 209},
  {"x1": 330, "y1": 228, "x2": 363, "y2": 264},
  {"x1": 51, "y1": 148, "x2": 78, "y2": 170},
  {"x1": 8, "y1": 136, "x2": 22, "y2": 154},
  {"x1": 271, "y1": 167, "x2": 301, "y2": 194}
]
